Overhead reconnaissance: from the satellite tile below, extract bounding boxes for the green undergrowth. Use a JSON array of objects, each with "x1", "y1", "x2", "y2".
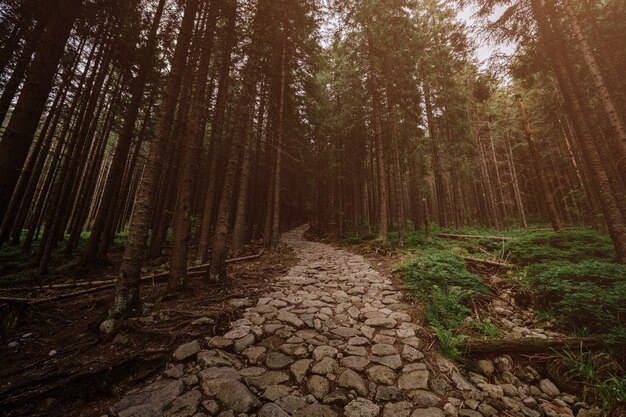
[
  {"x1": 527, "y1": 260, "x2": 626, "y2": 339},
  {"x1": 340, "y1": 225, "x2": 625, "y2": 349},
  {"x1": 395, "y1": 249, "x2": 488, "y2": 358},
  {"x1": 505, "y1": 230, "x2": 615, "y2": 265}
]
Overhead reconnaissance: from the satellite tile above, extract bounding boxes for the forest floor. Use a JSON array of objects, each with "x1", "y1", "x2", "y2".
[
  {"x1": 0, "y1": 241, "x2": 297, "y2": 416},
  {"x1": 0, "y1": 225, "x2": 624, "y2": 416},
  {"x1": 72, "y1": 225, "x2": 622, "y2": 417}
]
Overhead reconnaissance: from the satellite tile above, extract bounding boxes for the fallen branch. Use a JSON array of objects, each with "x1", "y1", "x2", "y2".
[
  {"x1": 1, "y1": 253, "x2": 262, "y2": 293},
  {"x1": 439, "y1": 233, "x2": 511, "y2": 242},
  {"x1": 0, "y1": 253, "x2": 263, "y2": 305},
  {"x1": 464, "y1": 256, "x2": 513, "y2": 269},
  {"x1": 460, "y1": 336, "x2": 620, "y2": 355}
]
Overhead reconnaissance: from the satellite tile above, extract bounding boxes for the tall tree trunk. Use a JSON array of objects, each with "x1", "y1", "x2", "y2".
[
  {"x1": 530, "y1": 0, "x2": 626, "y2": 262},
  {"x1": 561, "y1": 0, "x2": 626, "y2": 178},
  {"x1": 196, "y1": 0, "x2": 238, "y2": 262},
  {"x1": 208, "y1": 0, "x2": 268, "y2": 282},
  {"x1": 367, "y1": 37, "x2": 389, "y2": 242},
  {"x1": 514, "y1": 94, "x2": 562, "y2": 232},
  {"x1": 168, "y1": 0, "x2": 219, "y2": 291},
  {"x1": 424, "y1": 86, "x2": 448, "y2": 229},
  {"x1": 84, "y1": 0, "x2": 165, "y2": 265},
  {"x1": 0, "y1": 0, "x2": 83, "y2": 219},
  {"x1": 505, "y1": 133, "x2": 528, "y2": 229},
  {"x1": 110, "y1": 0, "x2": 200, "y2": 318},
  {"x1": 270, "y1": 25, "x2": 288, "y2": 248}
]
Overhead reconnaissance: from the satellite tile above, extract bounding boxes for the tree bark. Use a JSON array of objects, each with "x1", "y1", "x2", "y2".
[
  {"x1": 110, "y1": 0, "x2": 200, "y2": 317},
  {"x1": 514, "y1": 94, "x2": 562, "y2": 232},
  {"x1": 0, "y1": 0, "x2": 83, "y2": 219},
  {"x1": 367, "y1": 37, "x2": 389, "y2": 242},
  {"x1": 168, "y1": 0, "x2": 219, "y2": 291}
]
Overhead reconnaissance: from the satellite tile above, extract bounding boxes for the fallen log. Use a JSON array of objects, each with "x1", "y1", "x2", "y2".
[
  {"x1": 464, "y1": 256, "x2": 513, "y2": 269},
  {"x1": 439, "y1": 233, "x2": 511, "y2": 242},
  {"x1": 460, "y1": 336, "x2": 617, "y2": 355},
  {"x1": 0, "y1": 254, "x2": 262, "y2": 305},
  {"x1": 1, "y1": 253, "x2": 262, "y2": 293}
]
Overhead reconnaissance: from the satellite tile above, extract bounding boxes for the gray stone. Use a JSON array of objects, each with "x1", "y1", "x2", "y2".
[
  {"x1": 258, "y1": 403, "x2": 290, "y2": 417},
  {"x1": 398, "y1": 370, "x2": 429, "y2": 390},
  {"x1": 213, "y1": 380, "x2": 261, "y2": 413},
  {"x1": 364, "y1": 318, "x2": 398, "y2": 329},
  {"x1": 263, "y1": 384, "x2": 292, "y2": 401},
  {"x1": 476, "y1": 360, "x2": 494, "y2": 378},
  {"x1": 345, "y1": 345, "x2": 368, "y2": 357},
  {"x1": 308, "y1": 375, "x2": 330, "y2": 400},
  {"x1": 173, "y1": 340, "x2": 201, "y2": 361},
  {"x1": 344, "y1": 398, "x2": 381, "y2": 417},
  {"x1": 410, "y1": 408, "x2": 445, "y2": 417},
  {"x1": 408, "y1": 389, "x2": 440, "y2": 407},
  {"x1": 477, "y1": 404, "x2": 498, "y2": 416},
  {"x1": 277, "y1": 311, "x2": 304, "y2": 328},
  {"x1": 332, "y1": 327, "x2": 360, "y2": 338},
  {"x1": 458, "y1": 410, "x2": 483, "y2": 417},
  {"x1": 494, "y1": 356, "x2": 513, "y2": 373},
  {"x1": 338, "y1": 369, "x2": 368, "y2": 396},
  {"x1": 290, "y1": 359, "x2": 312, "y2": 383},
  {"x1": 382, "y1": 401, "x2": 413, "y2": 417},
  {"x1": 366, "y1": 365, "x2": 397, "y2": 385},
  {"x1": 323, "y1": 389, "x2": 350, "y2": 406},
  {"x1": 275, "y1": 394, "x2": 308, "y2": 413},
  {"x1": 246, "y1": 371, "x2": 290, "y2": 389},
  {"x1": 293, "y1": 404, "x2": 338, "y2": 417},
  {"x1": 164, "y1": 365, "x2": 185, "y2": 379},
  {"x1": 375, "y1": 386, "x2": 403, "y2": 402},
  {"x1": 312, "y1": 357, "x2": 339, "y2": 374},
  {"x1": 443, "y1": 403, "x2": 459, "y2": 417},
  {"x1": 234, "y1": 334, "x2": 255, "y2": 353},
  {"x1": 163, "y1": 389, "x2": 202, "y2": 417},
  {"x1": 401, "y1": 345, "x2": 424, "y2": 362},
  {"x1": 208, "y1": 337, "x2": 234, "y2": 350},
  {"x1": 266, "y1": 352, "x2": 294, "y2": 369},
  {"x1": 228, "y1": 298, "x2": 253, "y2": 308},
  {"x1": 371, "y1": 355, "x2": 403, "y2": 370},
  {"x1": 539, "y1": 379, "x2": 561, "y2": 397},
  {"x1": 223, "y1": 326, "x2": 251, "y2": 340},
  {"x1": 199, "y1": 367, "x2": 241, "y2": 396},
  {"x1": 478, "y1": 383, "x2": 503, "y2": 398},
  {"x1": 110, "y1": 379, "x2": 184, "y2": 417},
  {"x1": 100, "y1": 319, "x2": 116, "y2": 334},
  {"x1": 313, "y1": 345, "x2": 339, "y2": 361},
  {"x1": 202, "y1": 400, "x2": 219, "y2": 415},
  {"x1": 371, "y1": 344, "x2": 397, "y2": 356},
  {"x1": 341, "y1": 356, "x2": 370, "y2": 372}
]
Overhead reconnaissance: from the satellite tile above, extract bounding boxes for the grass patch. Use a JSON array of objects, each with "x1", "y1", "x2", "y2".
[{"x1": 559, "y1": 349, "x2": 626, "y2": 414}]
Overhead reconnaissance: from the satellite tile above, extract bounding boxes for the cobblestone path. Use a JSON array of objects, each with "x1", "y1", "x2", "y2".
[{"x1": 110, "y1": 225, "x2": 587, "y2": 417}]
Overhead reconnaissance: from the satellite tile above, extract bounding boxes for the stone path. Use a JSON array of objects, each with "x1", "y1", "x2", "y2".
[{"x1": 110, "y1": 225, "x2": 596, "y2": 417}]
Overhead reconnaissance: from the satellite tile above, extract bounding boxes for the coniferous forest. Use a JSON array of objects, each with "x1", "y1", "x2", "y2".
[{"x1": 0, "y1": 0, "x2": 625, "y2": 416}]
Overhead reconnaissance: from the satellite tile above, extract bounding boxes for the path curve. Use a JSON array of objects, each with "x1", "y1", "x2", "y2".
[{"x1": 110, "y1": 226, "x2": 574, "y2": 417}]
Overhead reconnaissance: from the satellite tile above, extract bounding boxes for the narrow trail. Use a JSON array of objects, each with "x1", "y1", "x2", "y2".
[{"x1": 110, "y1": 226, "x2": 582, "y2": 417}]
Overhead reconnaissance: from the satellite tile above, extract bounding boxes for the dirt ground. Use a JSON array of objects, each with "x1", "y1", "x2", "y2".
[{"x1": 0, "y1": 244, "x2": 297, "y2": 417}]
